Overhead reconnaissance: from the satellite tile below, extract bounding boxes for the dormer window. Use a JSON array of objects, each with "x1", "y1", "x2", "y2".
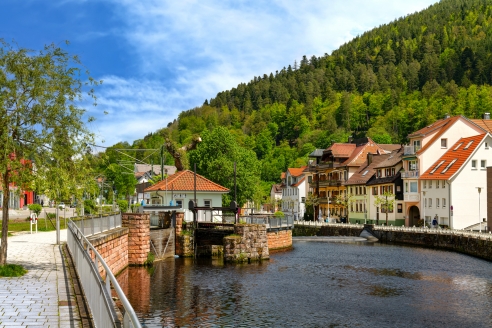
[{"x1": 413, "y1": 140, "x2": 421, "y2": 151}]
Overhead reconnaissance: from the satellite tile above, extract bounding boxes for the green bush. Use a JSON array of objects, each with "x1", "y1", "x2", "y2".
[
  {"x1": 84, "y1": 199, "x2": 96, "y2": 214},
  {"x1": 117, "y1": 200, "x2": 128, "y2": 212},
  {"x1": 28, "y1": 204, "x2": 42, "y2": 216},
  {"x1": 274, "y1": 211, "x2": 285, "y2": 217},
  {"x1": 131, "y1": 203, "x2": 140, "y2": 213}
]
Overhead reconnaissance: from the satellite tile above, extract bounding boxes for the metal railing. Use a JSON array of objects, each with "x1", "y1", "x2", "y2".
[
  {"x1": 67, "y1": 219, "x2": 141, "y2": 328},
  {"x1": 73, "y1": 213, "x2": 122, "y2": 236},
  {"x1": 241, "y1": 216, "x2": 294, "y2": 229},
  {"x1": 293, "y1": 221, "x2": 492, "y2": 240}
]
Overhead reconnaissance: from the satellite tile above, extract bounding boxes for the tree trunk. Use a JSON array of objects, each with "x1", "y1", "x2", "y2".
[
  {"x1": 386, "y1": 211, "x2": 389, "y2": 226},
  {"x1": 0, "y1": 170, "x2": 10, "y2": 265}
]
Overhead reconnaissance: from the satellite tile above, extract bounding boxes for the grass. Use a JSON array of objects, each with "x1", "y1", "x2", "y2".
[
  {"x1": 0, "y1": 264, "x2": 27, "y2": 277},
  {"x1": 6, "y1": 218, "x2": 69, "y2": 234}
]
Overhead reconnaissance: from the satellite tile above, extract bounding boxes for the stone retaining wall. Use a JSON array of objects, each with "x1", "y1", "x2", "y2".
[
  {"x1": 87, "y1": 227, "x2": 129, "y2": 277},
  {"x1": 224, "y1": 224, "x2": 269, "y2": 262},
  {"x1": 267, "y1": 230, "x2": 292, "y2": 250},
  {"x1": 293, "y1": 225, "x2": 363, "y2": 237}
]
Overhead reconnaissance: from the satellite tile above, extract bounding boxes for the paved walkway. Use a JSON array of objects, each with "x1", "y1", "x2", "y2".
[{"x1": 0, "y1": 230, "x2": 84, "y2": 328}]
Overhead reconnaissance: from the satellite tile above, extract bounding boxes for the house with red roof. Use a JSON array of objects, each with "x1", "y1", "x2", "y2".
[
  {"x1": 309, "y1": 137, "x2": 393, "y2": 221},
  {"x1": 144, "y1": 170, "x2": 229, "y2": 222},
  {"x1": 401, "y1": 114, "x2": 490, "y2": 226},
  {"x1": 280, "y1": 166, "x2": 307, "y2": 221},
  {"x1": 419, "y1": 133, "x2": 492, "y2": 230}
]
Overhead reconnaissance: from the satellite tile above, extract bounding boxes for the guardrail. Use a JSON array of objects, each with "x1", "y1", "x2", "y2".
[
  {"x1": 67, "y1": 218, "x2": 141, "y2": 328},
  {"x1": 294, "y1": 220, "x2": 492, "y2": 240},
  {"x1": 73, "y1": 213, "x2": 122, "y2": 236},
  {"x1": 241, "y1": 216, "x2": 294, "y2": 229}
]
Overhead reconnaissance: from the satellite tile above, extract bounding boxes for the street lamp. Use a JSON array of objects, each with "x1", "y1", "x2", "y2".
[
  {"x1": 477, "y1": 187, "x2": 482, "y2": 232},
  {"x1": 422, "y1": 190, "x2": 426, "y2": 226}
]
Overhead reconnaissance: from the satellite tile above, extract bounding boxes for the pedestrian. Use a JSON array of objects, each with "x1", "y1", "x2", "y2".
[{"x1": 432, "y1": 215, "x2": 438, "y2": 228}]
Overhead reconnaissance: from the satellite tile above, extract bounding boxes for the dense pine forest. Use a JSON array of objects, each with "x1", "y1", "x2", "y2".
[{"x1": 100, "y1": 0, "x2": 492, "y2": 206}]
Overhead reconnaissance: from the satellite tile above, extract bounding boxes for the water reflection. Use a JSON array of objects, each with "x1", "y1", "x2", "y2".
[{"x1": 117, "y1": 241, "x2": 492, "y2": 327}]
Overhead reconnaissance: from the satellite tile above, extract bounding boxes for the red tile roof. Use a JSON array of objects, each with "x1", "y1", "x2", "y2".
[
  {"x1": 412, "y1": 116, "x2": 465, "y2": 155},
  {"x1": 328, "y1": 143, "x2": 357, "y2": 157},
  {"x1": 145, "y1": 170, "x2": 229, "y2": 192},
  {"x1": 470, "y1": 119, "x2": 492, "y2": 134},
  {"x1": 287, "y1": 166, "x2": 307, "y2": 177},
  {"x1": 343, "y1": 143, "x2": 387, "y2": 167},
  {"x1": 420, "y1": 134, "x2": 486, "y2": 180}
]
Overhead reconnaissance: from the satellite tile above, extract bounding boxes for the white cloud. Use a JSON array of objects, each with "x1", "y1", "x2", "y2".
[{"x1": 95, "y1": 0, "x2": 438, "y2": 144}]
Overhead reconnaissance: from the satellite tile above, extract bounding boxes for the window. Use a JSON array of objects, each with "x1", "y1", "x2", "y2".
[
  {"x1": 410, "y1": 182, "x2": 418, "y2": 192},
  {"x1": 362, "y1": 170, "x2": 369, "y2": 176},
  {"x1": 377, "y1": 169, "x2": 382, "y2": 177},
  {"x1": 436, "y1": 198, "x2": 440, "y2": 208},
  {"x1": 409, "y1": 160, "x2": 417, "y2": 171},
  {"x1": 405, "y1": 182, "x2": 408, "y2": 193},
  {"x1": 453, "y1": 142, "x2": 463, "y2": 151},
  {"x1": 481, "y1": 160, "x2": 486, "y2": 168},
  {"x1": 423, "y1": 180, "x2": 427, "y2": 188},
  {"x1": 392, "y1": 168, "x2": 395, "y2": 176},
  {"x1": 176, "y1": 200, "x2": 183, "y2": 209},
  {"x1": 430, "y1": 160, "x2": 445, "y2": 174},
  {"x1": 442, "y1": 198, "x2": 446, "y2": 208},
  {"x1": 436, "y1": 179, "x2": 440, "y2": 188},
  {"x1": 464, "y1": 141, "x2": 474, "y2": 150},
  {"x1": 441, "y1": 138, "x2": 447, "y2": 148},
  {"x1": 372, "y1": 187, "x2": 378, "y2": 195},
  {"x1": 397, "y1": 204, "x2": 402, "y2": 213},
  {"x1": 442, "y1": 180, "x2": 445, "y2": 188},
  {"x1": 413, "y1": 140, "x2": 421, "y2": 151},
  {"x1": 429, "y1": 180, "x2": 432, "y2": 188},
  {"x1": 364, "y1": 187, "x2": 367, "y2": 195},
  {"x1": 429, "y1": 198, "x2": 432, "y2": 208},
  {"x1": 424, "y1": 198, "x2": 427, "y2": 208},
  {"x1": 441, "y1": 159, "x2": 458, "y2": 174},
  {"x1": 486, "y1": 142, "x2": 489, "y2": 149},
  {"x1": 396, "y1": 185, "x2": 401, "y2": 192},
  {"x1": 350, "y1": 187, "x2": 353, "y2": 194},
  {"x1": 308, "y1": 176, "x2": 312, "y2": 183},
  {"x1": 472, "y1": 160, "x2": 477, "y2": 169},
  {"x1": 204, "y1": 200, "x2": 211, "y2": 207}
]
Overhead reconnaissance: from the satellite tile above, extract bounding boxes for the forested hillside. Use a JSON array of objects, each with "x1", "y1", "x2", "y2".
[{"x1": 101, "y1": 0, "x2": 492, "y2": 206}]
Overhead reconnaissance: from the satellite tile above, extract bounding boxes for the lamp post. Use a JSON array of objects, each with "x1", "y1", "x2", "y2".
[
  {"x1": 477, "y1": 187, "x2": 482, "y2": 232},
  {"x1": 422, "y1": 190, "x2": 426, "y2": 226}
]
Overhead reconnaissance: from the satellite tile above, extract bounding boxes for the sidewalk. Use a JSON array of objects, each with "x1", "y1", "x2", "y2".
[{"x1": 0, "y1": 230, "x2": 86, "y2": 328}]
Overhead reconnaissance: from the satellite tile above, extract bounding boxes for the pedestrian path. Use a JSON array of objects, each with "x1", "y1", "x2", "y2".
[{"x1": 0, "y1": 230, "x2": 83, "y2": 328}]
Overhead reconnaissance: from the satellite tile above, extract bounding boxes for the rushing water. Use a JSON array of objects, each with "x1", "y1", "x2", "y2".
[{"x1": 117, "y1": 238, "x2": 492, "y2": 327}]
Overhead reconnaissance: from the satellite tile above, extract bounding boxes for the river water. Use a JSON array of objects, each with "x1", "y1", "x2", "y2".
[{"x1": 117, "y1": 238, "x2": 492, "y2": 327}]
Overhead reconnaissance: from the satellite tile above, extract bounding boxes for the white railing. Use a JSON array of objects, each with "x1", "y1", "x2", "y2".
[
  {"x1": 401, "y1": 171, "x2": 419, "y2": 178},
  {"x1": 73, "y1": 213, "x2": 122, "y2": 236},
  {"x1": 67, "y1": 219, "x2": 141, "y2": 328},
  {"x1": 240, "y1": 216, "x2": 294, "y2": 229},
  {"x1": 294, "y1": 221, "x2": 492, "y2": 240}
]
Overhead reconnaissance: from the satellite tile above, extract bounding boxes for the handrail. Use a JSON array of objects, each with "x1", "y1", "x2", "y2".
[
  {"x1": 67, "y1": 218, "x2": 141, "y2": 328},
  {"x1": 293, "y1": 221, "x2": 492, "y2": 240}
]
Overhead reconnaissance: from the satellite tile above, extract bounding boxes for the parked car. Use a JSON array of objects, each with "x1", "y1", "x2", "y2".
[
  {"x1": 70, "y1": 203, "x2": 77, "y2": 208},
  {"x1": 58, "y1": 202, "x2": 65, "y2": 209}
]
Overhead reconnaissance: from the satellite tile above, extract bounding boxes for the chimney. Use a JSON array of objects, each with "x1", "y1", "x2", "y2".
[
  {"x1": 348, "y1": 136, "x2": 353, "y2": 143},
  {"x1": 444, "y1": 113, "x2": 450, "y2": 119},
  {"x1": 367, "y1": 152, "x2": 373, "y2": 165},
  {"x1": 484, "y1": 113, "x2": 490, "y2": 120}
]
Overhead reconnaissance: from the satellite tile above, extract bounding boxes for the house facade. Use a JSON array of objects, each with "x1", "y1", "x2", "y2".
[
  {"x1": 144, "y1": 170, "x2": 229, "y2": 222},
  {"x1": 420, "y1": 133, "x2": 492, "y2": 229},
  {"x1": 280, "y1": 167, "x2": 307, "y2": 221}
]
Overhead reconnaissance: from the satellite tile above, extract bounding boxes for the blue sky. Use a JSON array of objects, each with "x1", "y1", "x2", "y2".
[{"x1": 2, "y1": 0, "x2": 438, "y2": 146}]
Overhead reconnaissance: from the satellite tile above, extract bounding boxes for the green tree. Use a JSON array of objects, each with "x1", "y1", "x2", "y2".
[
  {"x1": 189, "y1": 127, "x2": 261, "y2": 207},
  {"x1": 0, "y1": 41, "x2": 99, "y2": 265},
  {"x1": 304, "y1": 192, "x2": 320, "y2": 221},
  {"x1": 374, "y1": 191, "x2": 396, "y2": 225},
  {"x1": 335, "y1": 192, "x2": 355, "y2": 223}
]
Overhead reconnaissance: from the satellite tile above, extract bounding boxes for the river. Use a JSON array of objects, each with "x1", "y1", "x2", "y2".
[{"x1": 117, "y1": 238, "x2": 492, "y2": 327}]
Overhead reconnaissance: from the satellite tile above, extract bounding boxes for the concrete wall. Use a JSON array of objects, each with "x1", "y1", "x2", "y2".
[
  {"x1": 87, "y1": 227, "x2": 129, "y2": 277},
  {"x1": 267, "y1": 230, "x2": 292, "y2": 250}
]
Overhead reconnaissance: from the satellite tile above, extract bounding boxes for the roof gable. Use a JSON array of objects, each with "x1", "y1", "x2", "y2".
[
  {"x1": 145, "y1": 170, "x2": 229, "y2": 193},
  {"x1": 287, "y1": 166, "x2": 307, "y2": 177}
]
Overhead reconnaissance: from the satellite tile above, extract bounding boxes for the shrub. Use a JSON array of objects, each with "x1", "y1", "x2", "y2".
[
  {"x1": 84, "y1": 199, "x2": 96, "y2": 214},
  {"x1": 28, "y1": 204, "x2": 42, "y2": 216},
  {"x1": 0, "y1": 264, "x2": 27, "y2": 277},
  {"x1": 117, "y1": 200, "x2": 128, "y2": 212},
  {"x1": 144, "y1": 252, "x2": 155, "y2": 267},
  {"x1": 274, "y1": 211, "x2": 285, "y2": 217}
]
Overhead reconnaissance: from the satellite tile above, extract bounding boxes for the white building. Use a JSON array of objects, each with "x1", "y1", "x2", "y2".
[
  {"x1": 280, "y1": 167, "x2": 307, "y2": 221},
  {"x1": 144, "y1": 170, "x2": 229, "y2": 222},
  {"x1": 420, "y1": 133, "x2": 492, "y2": 230}
]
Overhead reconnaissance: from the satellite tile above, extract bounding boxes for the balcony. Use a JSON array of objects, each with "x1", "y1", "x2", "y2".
[
  {"x1": 318, "y1": 179, "x2": 344, "y2": 187},
  {"x1": 404, "y1": 145, "x2": 420, "y2": 155},
  {"x1": 404, "y1": 193, "x2": 420, "y2": 202},
  {"x1": 401, "y1": 171, "x2": 419, "y2": 178}
]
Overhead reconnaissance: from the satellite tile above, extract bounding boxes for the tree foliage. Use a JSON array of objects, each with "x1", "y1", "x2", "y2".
[
  {"x1": 0, "y1": 40, "x2": 99, "y2": 264},
  {"x1": 374, "y1": 191, "x2": 396, "y2": 225}
]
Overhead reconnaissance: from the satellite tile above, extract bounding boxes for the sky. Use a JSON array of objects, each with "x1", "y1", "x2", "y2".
[{"x1": 2, "y1": 0, "x2": 438, "y2": 147}]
